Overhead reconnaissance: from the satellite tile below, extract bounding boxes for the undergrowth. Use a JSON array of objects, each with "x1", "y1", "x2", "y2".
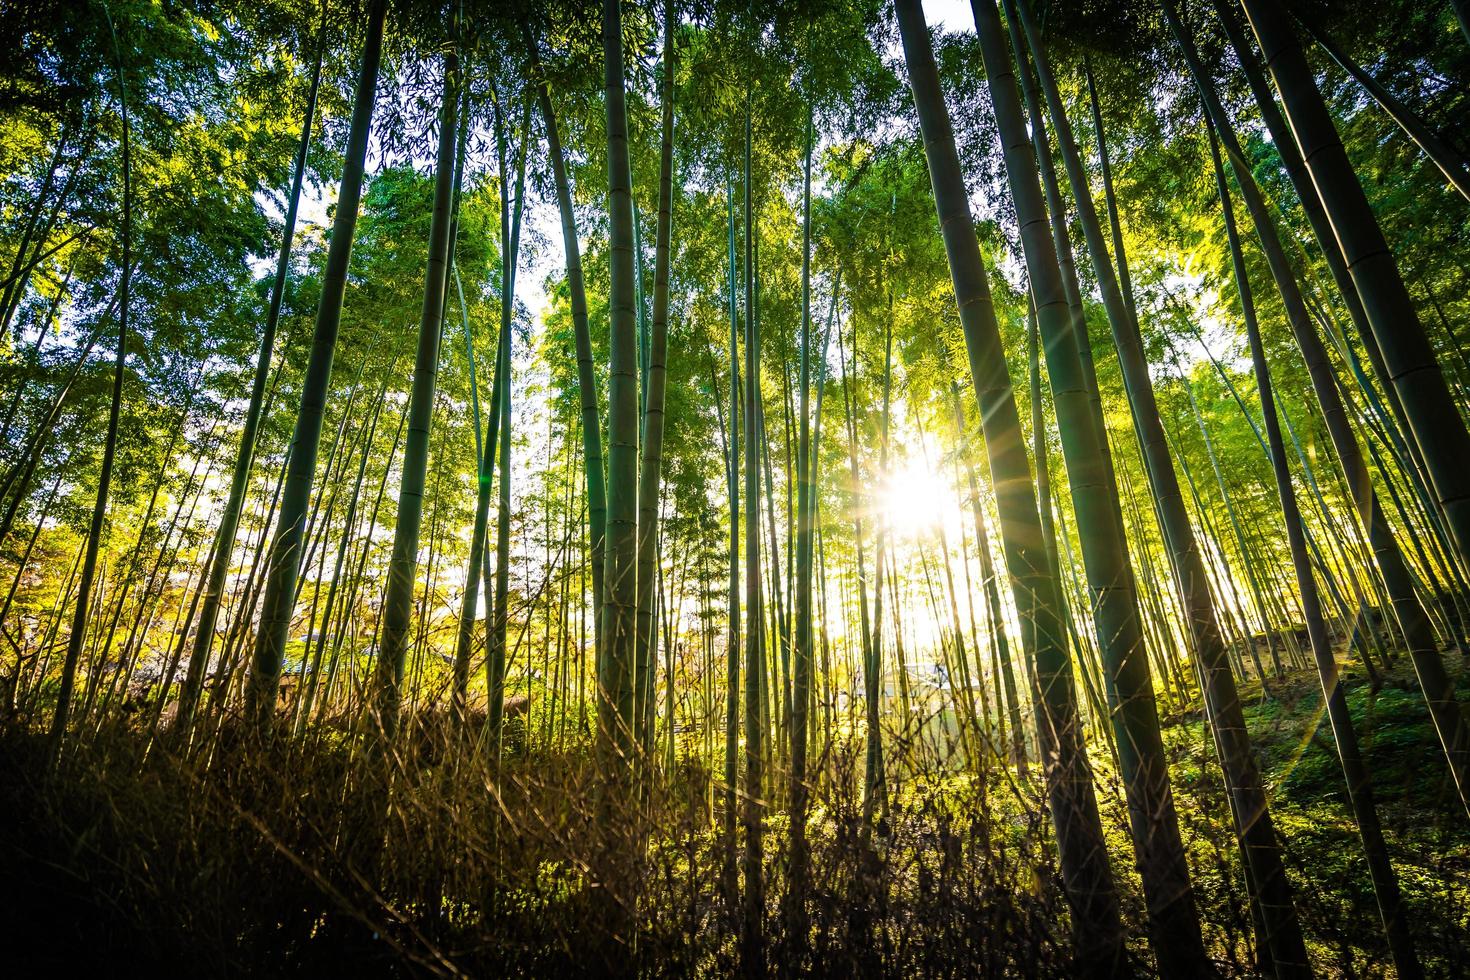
[{"x1": 1, "y1": 661, "x2": 1466, "y2": 977}]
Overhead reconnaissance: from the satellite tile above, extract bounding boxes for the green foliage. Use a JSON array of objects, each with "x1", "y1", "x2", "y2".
[{"x1": 2, "y1": 0, "x2": 1469, "y2": 973}]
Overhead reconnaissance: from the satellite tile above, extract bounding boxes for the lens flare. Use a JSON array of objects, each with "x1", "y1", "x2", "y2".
[{"x1": 878, "y1": 460, "x2": 951, "y2": 537}]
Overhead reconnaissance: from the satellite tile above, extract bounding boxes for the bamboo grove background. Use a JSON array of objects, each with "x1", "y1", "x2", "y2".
[{"x1": 1, "y1": 0, "x2": 1470, "y2": 975}]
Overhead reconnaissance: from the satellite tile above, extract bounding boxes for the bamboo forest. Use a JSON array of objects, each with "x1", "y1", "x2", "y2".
[{"x1": 5, "y1": 0, "x2": 1470, "y2": 974}]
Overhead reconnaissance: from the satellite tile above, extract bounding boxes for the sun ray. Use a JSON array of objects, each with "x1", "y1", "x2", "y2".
[{"x1": 879, "y1": 459, "x2": 953, "y2": 538}]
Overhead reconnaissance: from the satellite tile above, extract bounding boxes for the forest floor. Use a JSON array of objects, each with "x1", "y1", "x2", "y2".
[
  {"x1": 1159, "y1": 658, "x2": 1470, "y2": 976},
  {"x1": 1, "y1": 657, "x2": 1467, "y2": 977}
]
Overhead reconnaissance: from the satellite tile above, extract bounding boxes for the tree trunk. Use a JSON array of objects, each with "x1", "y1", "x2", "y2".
[
  {"x1": 722, "y1": 180, "x2": 742, "y2": 925},
  {"x1": 865, "y1": 311, "x2": 893, "y2": 822},
  {"x1": 48, "y1": 5, "x2": 132, "y2": 760},
  {"x1": 739, "y1": 89, "x2": 766, "y2": 971},
  {"x1": 1299, "y1": 15, "x2": 1470, "y2": 202},
  {"x1": 635, "y1": 3, "x2": 676, "y2": 759},
  {"x1": 598, "y1": 2, "x2": 640, "y2": 880},
  {"x1": 535, "y1": 55, "x2": 607, "y2": 679},
  {"x1": 894, "y1": 1, "x2": 1125, "y2": 968},
  {"x1": 1211, "y1": 0, "x2": 1433, "y2": 521},
  {"x1": 485, "y1": 97, "x2": 529, "y2": 750},
  {"x1": 788, "y1": 101, "x2": 815, "y2": 944},
  {"x1": 973, "y1": 4, "x2": 1208, "y2": 972},
  {"x1": 247, "y1": 0, "x2": 387, "y2": 735},
  {"x1": 1212, "y1": 113, "x2": 1423, "y2": 979},
  {"x1": 371, "y1": 51, "x2": 458, "y2": 745},
  {"x1": 1234, "y1": 0, "x2": 1470, "y2": 573},
  {"x1": 1171, "y1": 0, "x2": 1470, "y2": 818},
  {"x1": 452, "y1": 284, "x2": 490, "y2": 718},
  {"x1": 181, "y1": 0, "x2": 327, "y2": 737},
  {"x1": 1020, "y1": 7, "x2": 1314, "y2": 966}
]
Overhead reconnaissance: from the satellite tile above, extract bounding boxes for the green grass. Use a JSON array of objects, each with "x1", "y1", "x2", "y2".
[{"x1": 1159, "y1": 659, "x2": 1470, "y2": 976}]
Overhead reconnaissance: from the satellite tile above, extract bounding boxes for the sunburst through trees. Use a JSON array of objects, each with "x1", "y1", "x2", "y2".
[{"x1": 1, "y1": 0, "x2": 1469, "y2": 975}]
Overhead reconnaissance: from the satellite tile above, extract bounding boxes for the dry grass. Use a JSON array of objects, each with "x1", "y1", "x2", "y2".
[{"x1": 2, "y1": 661, "x2": 1467, "y2": 976}]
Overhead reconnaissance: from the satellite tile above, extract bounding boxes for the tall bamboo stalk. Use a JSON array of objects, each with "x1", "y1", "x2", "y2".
[
  {"x1": 1234, "y1": 0, "x2": 1470, "y2": 574},
  {"x1": 1211, "y1": 112, "x2": 1422, "y2": 978},
  {"x1": 895, "y1": 1, "x2": 1124, "y2": 967},
  {"x1": 182, "y1": 0, "x2": 328, "y2": 736},
  {"x1": 248, "y1": 0, "x2": 387, "y2": 734},
  {"x1": 372, "y1": 50, "x2": 459, "y2": 745},
  {"x1": 49, "y1": 4, "x2": 132, "y2": 760},
  {"x1": 974, "y1": 4, "x2": 1207, "y2": 969}
]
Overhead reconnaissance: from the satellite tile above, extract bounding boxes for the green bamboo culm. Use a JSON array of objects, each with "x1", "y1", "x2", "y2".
[
  {"x1": 180, "y1": 0, "x2": 329, "y2": 738},
  {"x1": 634, "y1": 0, "x2": 676, "y2": 758},
  {"x1": 721, "y1": 176, "x2": 742, "y2": 926},
  {"x1": 49, "y1": 0, "x2": 132, "y2": 762},
  {"x1": 371, "y1": 49, "x2": 460, "y2": 745},
  {"x1": 1172, "y1": 0, "x2": 1470, "y2": 821},
  {"x1": 533, "y1": 41, "x2": 607, "y2": 678},
  {"x1": 247, "y1": 0, "x2": 388, "y2": 737},
  {"x1": 1023, "y1": 0, "x2": 1313, "y2": 958},
  {"x1": 894, "y1": 0, "x2": 1126, "y2": 971},
  {"x1": 1233, "y1": 0, "x2": 1470, "y2": 577},
  {"x1": 739, "y1": 64, "x2": 766, "y2": 972},
  {"x1": 787, "y1": 93, "x2": 816, "y2": 947},
  {"x1": 486, "y1": 97, "x2": 529, "y2": 756},
  {"x1": 971, "y1": 1, "x2": 1208, "y2": 972},
  {"x1": 598, "y1": 0, "x2": 640, "y2": 785},
  {"x1": 1297, "y1": 15, "x2": 1470, "y2": 203},
  {"x1": 1208, "y1": 110, "x2": 1423, "y2": 980}
]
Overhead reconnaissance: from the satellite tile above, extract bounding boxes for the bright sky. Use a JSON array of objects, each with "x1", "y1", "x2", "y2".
[{"x1": 924, "y1": 0, "x2": 976, "y2": 34}]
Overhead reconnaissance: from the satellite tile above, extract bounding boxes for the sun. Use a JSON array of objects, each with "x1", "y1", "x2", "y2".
[{"x1": 878, "y1": 460, "x2": 953, "y2": 537}]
